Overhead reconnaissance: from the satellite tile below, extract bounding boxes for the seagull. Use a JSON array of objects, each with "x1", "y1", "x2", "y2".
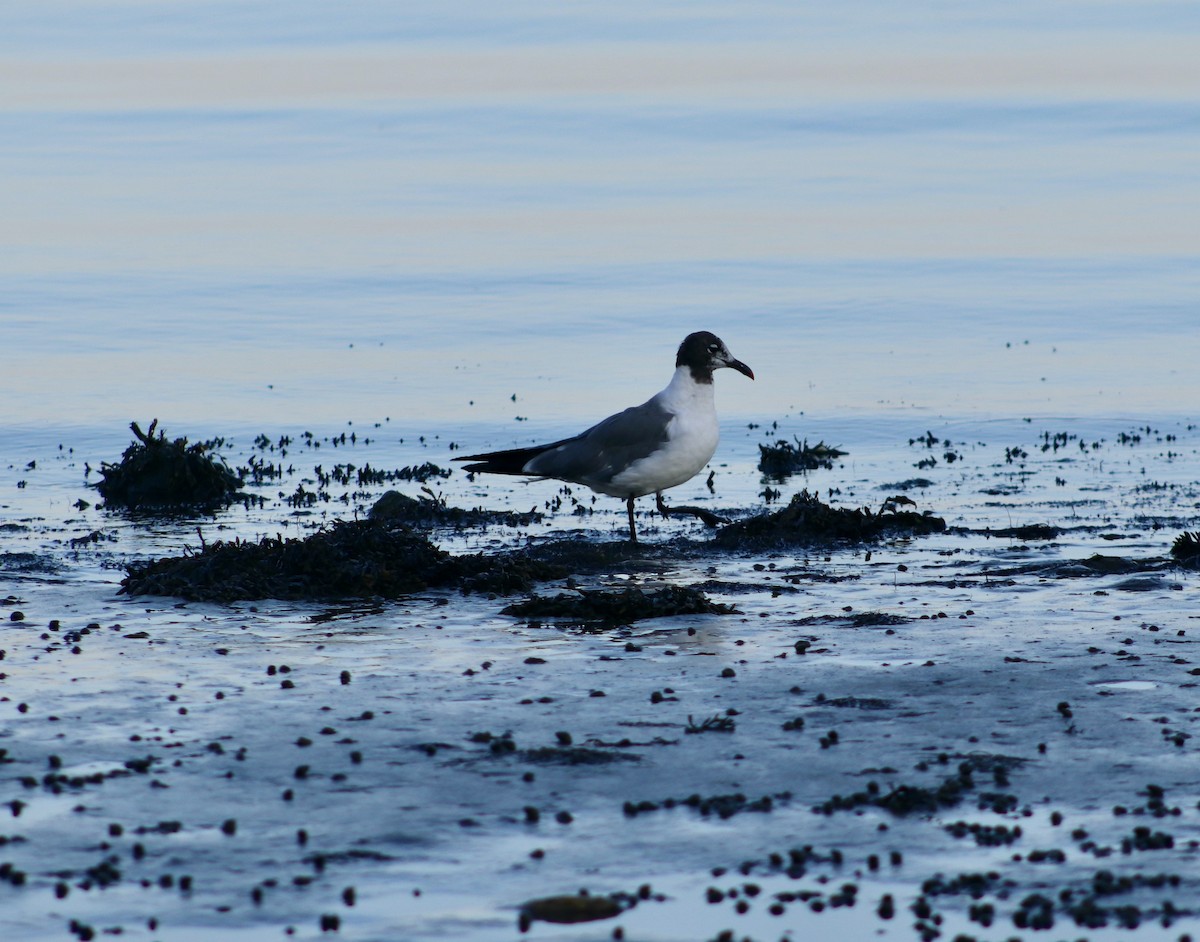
[{"x1": 456, "y1": 331, "x2": 753, "y2": 542}]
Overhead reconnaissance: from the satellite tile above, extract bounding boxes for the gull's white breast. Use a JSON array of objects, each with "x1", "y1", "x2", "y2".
[{"x1": 606, "y1": 369, "x2": 719, "y2": 498}]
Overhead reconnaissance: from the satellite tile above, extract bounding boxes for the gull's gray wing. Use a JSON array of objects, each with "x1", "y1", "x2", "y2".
[{"x1": 524, "y1": 398, "x2": 674, "y2": 487}]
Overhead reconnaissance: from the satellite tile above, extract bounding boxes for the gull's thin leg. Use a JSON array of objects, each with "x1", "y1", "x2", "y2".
[
  {"x1": 655, "y1": 491, "x2": 670, "y2": 517},
  {"x1": 626, "y1": 496, "x2": 638, "y2": 543}
]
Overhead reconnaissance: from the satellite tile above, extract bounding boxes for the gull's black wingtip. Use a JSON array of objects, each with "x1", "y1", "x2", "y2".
[{"x1": 454, "y1": 445, "x2": 545, "y2": 476}]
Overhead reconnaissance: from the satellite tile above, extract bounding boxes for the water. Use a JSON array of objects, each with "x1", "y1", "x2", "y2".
[
  {"x1": 5, "y1": 1, "x2": 1200, "y2": 431},
  {"x1": 3, "y1": 3, "x2": 1200, "y2": 941}
]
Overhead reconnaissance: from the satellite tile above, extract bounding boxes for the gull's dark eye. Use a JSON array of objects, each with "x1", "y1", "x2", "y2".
[{"x1": 707, "y1": 343, "x2": 720, "y2": 355}]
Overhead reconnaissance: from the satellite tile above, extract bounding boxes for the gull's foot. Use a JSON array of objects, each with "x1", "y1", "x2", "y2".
[{"x1": 656, "y1": 492, "x2": 729, "y2": 528}]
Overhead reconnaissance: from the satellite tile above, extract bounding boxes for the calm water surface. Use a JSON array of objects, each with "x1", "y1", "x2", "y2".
[{"x1": 3, "y1": 0, "x2": 1199, "y2": 435}]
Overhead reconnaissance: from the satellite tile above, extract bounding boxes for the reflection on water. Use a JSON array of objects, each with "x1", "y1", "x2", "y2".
[
  {"x1": 2, "y1": 2, "x2": 1198, "y2": 432},
  {"x1": 1093, "y1": 680, "x2": 1159, "y2": 691}
]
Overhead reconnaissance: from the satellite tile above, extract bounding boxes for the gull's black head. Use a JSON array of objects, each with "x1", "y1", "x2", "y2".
[{"x1": 676, "y1": 331, "x2": 754, "y2": 384}]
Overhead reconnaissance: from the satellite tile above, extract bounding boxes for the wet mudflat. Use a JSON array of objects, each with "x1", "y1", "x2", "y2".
[{"x1": 2, "y1": 415, "x2": 1200, "y2": 942}]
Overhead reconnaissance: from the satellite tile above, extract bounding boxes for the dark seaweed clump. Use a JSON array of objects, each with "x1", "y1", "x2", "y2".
[
  {"x1": 369, "y1": 489, "x2": 541, "y2": 529},
  {"x1": 519, "y1": 894, "x2": 623, "y2": 929},
  {"x1": 796, "y1": 611, "x2": 910, "y2": 629},
  {"x1": 519, "y1": 746, "x2": 639, "y2": 766},
  {"x1": 122, "y1": 519, "x2": 565, "y2": 602},
  {"x1": 623, "y1": 791, "x2": 790, "y2": 820},
  {"x1": 758, "y1": 438, "x2": 847, "y2": 480},
  {"x1": 815, "y1": 758, "x2": 1016, "y2": 818},
  {"x1": 716, "y1": 490, "x2": 945, "y2": 548},
  {"x1": 97, "y1": 420, "x2": 242, "y2": 512},
  {"x1": 501, "y1": 585, "x2": 738, "y2": 625},
  {"x1": 982, "y1": 523, "x2": 1060, "y2": 541},
  {"x1": 518, "y1": 887, "x2": 657, "y2": 932},
  {"x1": 1170, "y1": 531, "x2": 1200, "y2": 566}
]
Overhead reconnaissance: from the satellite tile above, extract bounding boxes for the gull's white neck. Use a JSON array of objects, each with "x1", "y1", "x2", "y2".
[{"x1": 656, "y1": 364, "x2": 716, "y2": 413}]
